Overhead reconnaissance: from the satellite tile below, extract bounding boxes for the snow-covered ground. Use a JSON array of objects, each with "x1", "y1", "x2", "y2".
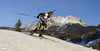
[
  {"x1": 0, "y1": 29, "x2": 97, "y2": 51},
  {"x1": 86, "y1": 38, "x2": 100, "y2": 47}
]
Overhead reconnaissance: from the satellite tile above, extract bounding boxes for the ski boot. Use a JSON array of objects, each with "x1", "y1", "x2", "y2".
[
  {"x1": 39, "y1": 34, "x2": 44, "y2": 38},
  {"x1": 30, "y1": 30, "x2": 34, "y2": 36}
]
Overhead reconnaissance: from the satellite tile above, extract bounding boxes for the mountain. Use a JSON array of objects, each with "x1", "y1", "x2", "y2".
[
  {"x1": 78, "y1": 30, "x2": 100, "y2": 46},
  {"x1": 21, "y1": 16, "x2": 100, "y2": 42},
  {"x1": 0, "y1": 29, "x2": 97, "y2": 51},
  {"x1": 0, "y1": 27, "x2": 15, "y2": 31},
  {"x1": 22, "y1": 16, "x2": 89, "y2": 31},
  {"x1": 86, "y1": 38, "x2": 100, "y2": 47},
  {"x1": 47, "y1": 16, "x2": 89, "y2": 27},
  {"x1": 22, "y1": 24, "x2": 37, "y2": 31}
]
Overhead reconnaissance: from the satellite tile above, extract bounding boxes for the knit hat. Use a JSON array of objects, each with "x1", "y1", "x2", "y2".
[{"x1": 48, "y1": 10, "x2": 56, "y2": 15}]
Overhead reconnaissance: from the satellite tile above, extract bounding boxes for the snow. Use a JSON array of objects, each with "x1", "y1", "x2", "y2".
[
  {"x1": 0, "y1": 29, "x2": 97, "y2": 51},
  {"x1": 85, "y1": 30, "x2": 100, "y2": 47},
  {"x1": 53, "y1": 16, "x2": 85, "y2": 24},
  {"x1": 67, "y1": 39, "x2": 73, "y2": 43},
  {"x1": 77, "y1": 36, "x2": 87, "y2": 46},
  {"x1": 86, "y1": 38, "x2": 100, "y2": 47},
  {"x1": 50, "y1": 16, "x2": 89, "y2": 27},
  {"x1": 77, "y1": 40, "x2": 86, "y2": 46}
]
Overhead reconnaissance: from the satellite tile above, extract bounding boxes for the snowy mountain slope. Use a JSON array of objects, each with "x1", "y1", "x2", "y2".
[
  {"x1": 47, "y1": 16, "x2": 89, "y2": 26},
  {"x1": 86, "y1": 38, "x2": 100, "y2": 47},
  {"x1": 0, "y1": 29, "x2": 97, "y2": 51}
]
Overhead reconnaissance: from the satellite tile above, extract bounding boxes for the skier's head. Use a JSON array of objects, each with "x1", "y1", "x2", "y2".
[
  {"x1": 48, "y1": 11, "x2": 53, "y2": 17},
  {"x1": 48, "y1": 10, "x2": 56, "y2": 17},
  {"x1": 48, "y1": 11, "x2": 53, "y2": 15}
]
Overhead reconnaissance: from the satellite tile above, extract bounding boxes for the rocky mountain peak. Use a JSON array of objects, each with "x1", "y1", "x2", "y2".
[
  {"x1": 66, "y1": 16, "x2": 77, "y2": 20},
  {"x1": 47, "y1": 16, "x2": 89, "y2": 26}
]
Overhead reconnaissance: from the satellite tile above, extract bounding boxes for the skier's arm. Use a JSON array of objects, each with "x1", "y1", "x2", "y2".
[{"x1": 37, "y1": 13, "x2": 44, "y2": 19}]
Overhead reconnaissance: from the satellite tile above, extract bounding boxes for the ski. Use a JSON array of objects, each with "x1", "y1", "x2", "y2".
[
  {"x1": 29, "y1": 34, "x2": 57, "y2": 42},
  {"x1": 29, "y1": 34, "x2": 47, "y2": 39}
]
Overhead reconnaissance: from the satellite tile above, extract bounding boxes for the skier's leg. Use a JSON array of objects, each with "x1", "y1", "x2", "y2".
[
  {"x1": 39, "y1": 22, "x2": 47, "y2": 37},
  {"x1": 39, "y1": 28, "x2": 44, "y2": 37},
  {"x1": 37, "y1": 22, "x2": 41, "y2": 30},
  {"x1": 30, "y1": 22, "x2": 41, "y2": 35},
  {"x1": 43, "y1": 22, "x2": 47, "y2": 31}
]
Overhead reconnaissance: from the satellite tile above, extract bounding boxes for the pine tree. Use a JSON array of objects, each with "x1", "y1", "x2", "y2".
[{"x1": 15, "y1": 19, "x2": 22, "y2": 32}]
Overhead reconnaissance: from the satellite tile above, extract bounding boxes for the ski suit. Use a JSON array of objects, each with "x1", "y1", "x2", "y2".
[{"x1": 33, "y1": 13, "x2": 51, "y2": 37}]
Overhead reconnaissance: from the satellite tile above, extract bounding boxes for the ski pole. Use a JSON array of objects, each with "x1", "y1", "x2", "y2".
[
  {"x1": 32, "y1": 20, "x2": 38, "y2": 23},
  {"x1": 18, "y1": 13, "x2": 36, "y2": 18}
]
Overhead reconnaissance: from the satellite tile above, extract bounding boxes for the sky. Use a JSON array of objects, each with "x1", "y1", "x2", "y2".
[{"x1": 0, "y1": 0, "x2": 100, "y2": 27}]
